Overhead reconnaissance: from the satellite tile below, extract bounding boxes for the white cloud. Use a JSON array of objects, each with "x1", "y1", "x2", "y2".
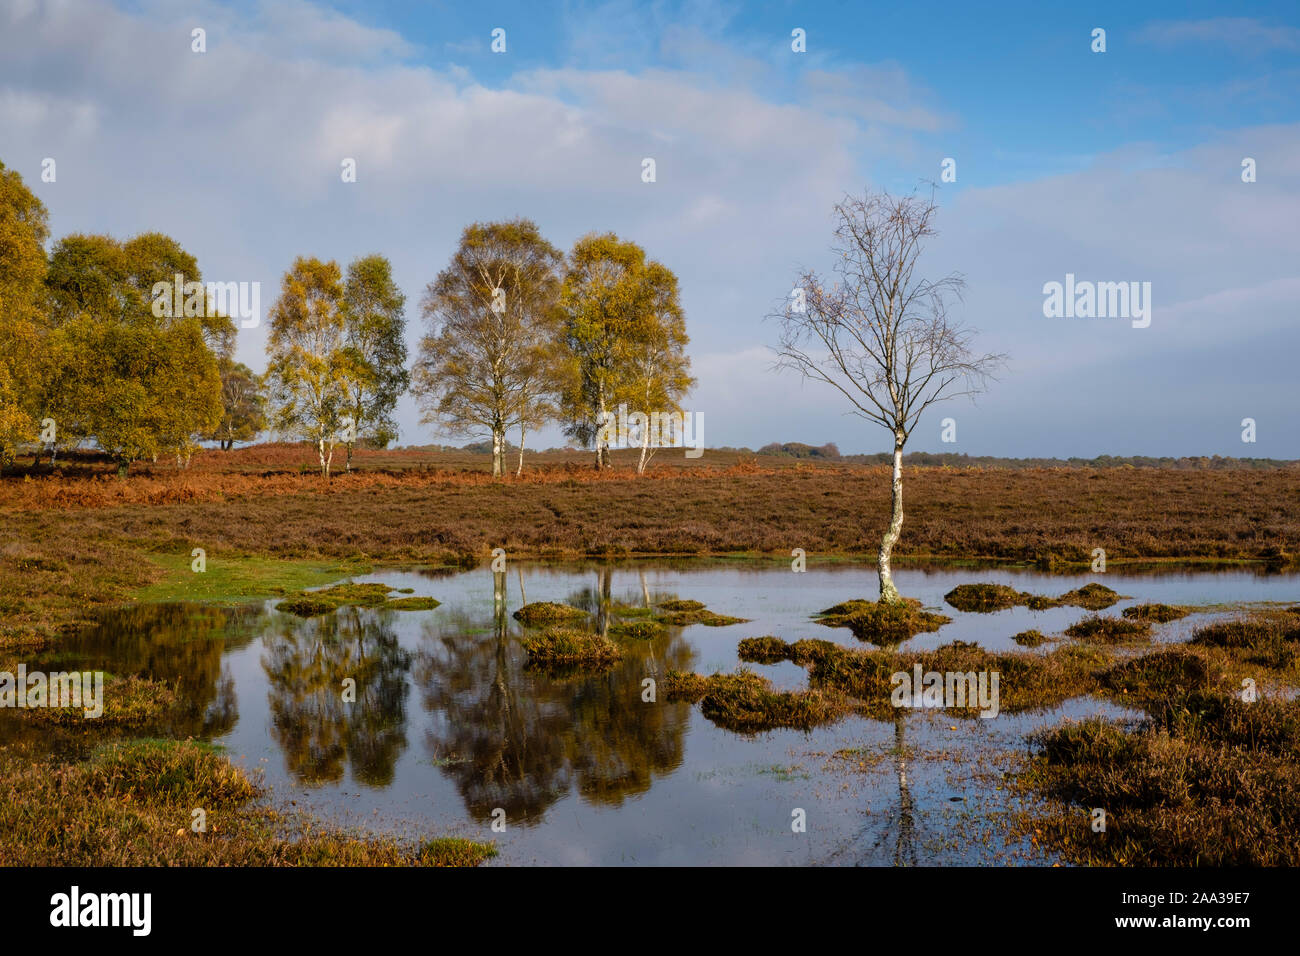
[{"x1": 2, "y1": 0, "x2": 1296, "y2": 457}]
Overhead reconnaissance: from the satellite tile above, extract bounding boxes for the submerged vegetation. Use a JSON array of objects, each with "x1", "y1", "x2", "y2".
[
  {"x1": 607, "y1": 619, "x2": 665, "y2": 640},
  {"x1": 275, "y1": 582, "x2": 439, "y2": 617},
  {"x1": 651, "y1": 598, "x2": 747, "y2": 627},
  {"x1": 513, "y1": 601, "x2": 589, "y2": 626}
]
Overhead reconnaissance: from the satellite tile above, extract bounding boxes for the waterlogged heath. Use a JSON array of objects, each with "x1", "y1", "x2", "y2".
[
  {"x1": 1042, "y1": 273, "x2": 1151, "y2": 328},
  {"x1": 151, "y1": 273, "x2": 260, "y2": 328},
  {"x1": 0, "y1": 665, "x2": 104, "y2": 718},
  {"x1": 890, "y1": 665, "x2": 1000, "y2": 718}
]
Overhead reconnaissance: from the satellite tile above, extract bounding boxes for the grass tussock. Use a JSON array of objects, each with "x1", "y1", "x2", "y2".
[
  {"x1": 1064, "y1": 615, "x2": 1151, "y2": 643},
  {"x1": 0, "y1": 738, "x2": 495, "y2": 866},
  {"x1": 384, "y1": 596, "x2": 441, "y2": 611},
  {"x1": 521, "y1": 627, "x2": 621, "y2": 668},
  {"x1": 1122, "y1": 603, "x2": 1190, "y2": 623},
  {"x1": 816, "y1": 597, "x2": 951, "y2": 644},
  {"x1": 661, "y1": 668, "x2": 848, "y2": 734},
  {"x1": 1012, "y1": 629, "x2": 1048, "y2": 647},
  {"x1": 652, "y1": 599, "x2": 748, "y2": 627},
  {"x1": 943, "y1": 584, "x2": 1023, "y2": 612},
  {"x1": 737, "y1": 636, "x2": 790, "y2": 663},
  {"x1": 512, "y1": 601, "x2": 589, "y2": 626},
  {"x1": 944, "y1": 582, "x2": 1123, "y2": 613}
]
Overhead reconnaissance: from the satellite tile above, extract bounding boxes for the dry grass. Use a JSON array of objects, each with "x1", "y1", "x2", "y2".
[
  {"x1": 0, "y1": 738, "x2": 495, "y2": 866},
  {"x1": 1020, "y1": 695, "x2": 1300, "y2": 866}
]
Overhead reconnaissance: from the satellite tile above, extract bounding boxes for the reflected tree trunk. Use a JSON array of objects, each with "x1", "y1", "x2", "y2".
[
  {"x1": 598, "y1": 566, "x2": 612, "y2": 638},
  {"x1": 892, "y1": 714, "x2": 917, "y2": 867},
  {"x1": 493, "y1": 568, "x2": 507, "y2": 620}
]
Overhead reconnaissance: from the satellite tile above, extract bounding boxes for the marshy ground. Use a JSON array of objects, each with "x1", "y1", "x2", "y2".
[{"x1": 2, "y1": 447, "x2": 1298, "y2": 865}]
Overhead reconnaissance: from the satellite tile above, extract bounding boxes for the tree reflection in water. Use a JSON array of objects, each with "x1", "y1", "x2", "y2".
[
  {"x1": 261, "y1": 605, "x2": 411, "y2": 786},
  {"x1": 57, "y1": 602, "x2": 258, "y2": 738},
  {"x1": 413, "y1": 566, "x2": 697, "y2": 825}
]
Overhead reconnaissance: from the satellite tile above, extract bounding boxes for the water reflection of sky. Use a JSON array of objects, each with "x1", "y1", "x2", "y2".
[{"x1": 36, "y1": 562, "x2": 1300, "y2": 865}]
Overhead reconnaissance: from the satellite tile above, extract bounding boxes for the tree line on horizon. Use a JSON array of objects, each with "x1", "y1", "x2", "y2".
[{"x1": 0, "y1": 160, "x2": 693, "y2": 478}]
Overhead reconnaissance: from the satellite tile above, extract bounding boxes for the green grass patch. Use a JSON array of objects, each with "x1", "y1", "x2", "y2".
[
  {"x1": 385, "y1": 596, "x2": 441, "y2": 611},
  {"x1": 135, "y1": 553, "x2": 369, "y2": 605}
]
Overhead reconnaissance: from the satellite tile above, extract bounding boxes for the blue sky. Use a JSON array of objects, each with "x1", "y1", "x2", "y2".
[{"x1": 4, "y1": 0, "x2": 1299, "y2": 456}]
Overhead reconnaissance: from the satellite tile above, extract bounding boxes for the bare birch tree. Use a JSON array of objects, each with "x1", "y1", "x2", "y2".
[{"x1": 773, "y1": 189, "x2": 1005, "y2": 604}]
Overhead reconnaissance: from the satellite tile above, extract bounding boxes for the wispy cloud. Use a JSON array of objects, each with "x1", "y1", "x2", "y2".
[{"x1": 1137, "y1": 17, "x2": 1300, "y2": 55}]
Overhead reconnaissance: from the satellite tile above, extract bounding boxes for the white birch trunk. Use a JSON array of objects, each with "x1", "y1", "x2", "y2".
[{"x1": 877, "y1": 438, "x2": 905, "y2": 603}]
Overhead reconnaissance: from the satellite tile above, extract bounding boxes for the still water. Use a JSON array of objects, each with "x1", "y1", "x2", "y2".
[{"x1": 26, "y1": 561, "x2": 1300, "y2": 865}]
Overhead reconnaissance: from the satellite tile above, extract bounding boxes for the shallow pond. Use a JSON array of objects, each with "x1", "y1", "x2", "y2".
[{"x1": 16, "y1": 561, "x2": 1300, "y2": 865}]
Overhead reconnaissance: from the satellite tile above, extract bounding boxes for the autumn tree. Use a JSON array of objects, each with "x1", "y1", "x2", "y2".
[
  {"x1": 44, "y1": 313, "x2": 221, "y2": 476},
  {"x1": 618, "y1": 261, "x2": 694, "y2": 474},
  {"x1": 46, "y1": 231, "x2": 235, "y2": 357},
  {"x1": 40, "y1": 230, "x2": 225, "y2": 473},
  {"x1": 339, "y1": 254, "x2": 408, "y2": 469},
  {"x1": 413, "y1": 220, "x2": 563, "y2": 478},
  {"x1": 774, "y1": 189, "x2": 1004, "y2": 604},
  {"x1": 265, "y1": 257, "x2": 351, "y2": 477},
  {"x1": 558, "y1": 234, "x2": 667, "y2": 469},
  {"x1": 0, "y1": 162, "x2": 49, "y2": 470},
  {"x1": 210, "y1": 360, "x2": 267, "y2": 450}
]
